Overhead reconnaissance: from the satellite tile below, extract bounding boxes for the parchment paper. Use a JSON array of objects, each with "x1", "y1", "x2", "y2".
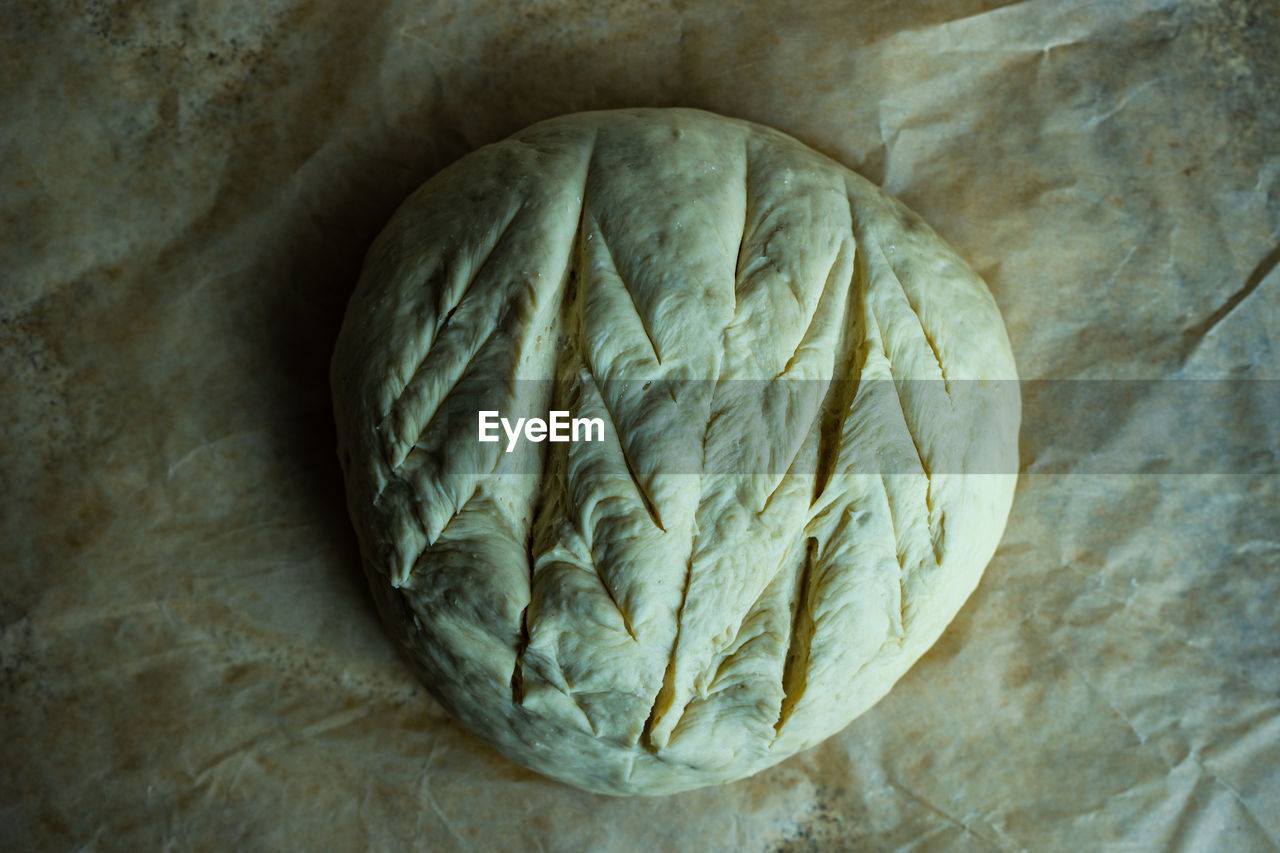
[{"x1": 3, "y1": 0, "x2": 1278, "y2": 849}]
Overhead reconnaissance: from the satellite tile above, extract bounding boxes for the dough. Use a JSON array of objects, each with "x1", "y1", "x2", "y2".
[{"x1": 330, "y1": 108, "x2": 1020, "y2": 795}]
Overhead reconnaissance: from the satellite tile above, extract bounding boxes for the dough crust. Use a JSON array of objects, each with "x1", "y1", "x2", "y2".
[{"x1": 331, "y1": 108, "x2": 1020, "y2": 795}]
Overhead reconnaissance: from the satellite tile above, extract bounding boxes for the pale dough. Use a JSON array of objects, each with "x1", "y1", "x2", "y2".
[{"x1": 331, "y1": 108, "x2": 1020, "y2": 795}]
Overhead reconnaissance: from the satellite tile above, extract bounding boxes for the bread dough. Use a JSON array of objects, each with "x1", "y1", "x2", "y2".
[{"x1": 330, "y1": 108, "x2": 1020, "y2": 795}]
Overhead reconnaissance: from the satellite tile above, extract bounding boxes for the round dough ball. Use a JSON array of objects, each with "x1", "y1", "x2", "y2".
[{"x1": 331, "y1": 108, "x2": 1020, "y2": 796}]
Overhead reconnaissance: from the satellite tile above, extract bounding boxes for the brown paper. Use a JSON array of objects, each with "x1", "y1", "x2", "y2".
[{"x1": 3, "y1": 0, "x2": 1278, "y2": 848}]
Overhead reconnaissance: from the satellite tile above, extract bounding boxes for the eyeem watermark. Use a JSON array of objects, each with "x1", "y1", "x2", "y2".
[
  {"x1": 478, "y1": 410, "x2": 606, "y2": 453},
  {"x1": 448, "y1": 379, "x2": 1276, "y2": 474}
]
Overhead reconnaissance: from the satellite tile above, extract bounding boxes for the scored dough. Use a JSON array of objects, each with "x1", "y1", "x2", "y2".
[{"x1": 331, "y1": 108, "x2": 1020, "y2": 795}]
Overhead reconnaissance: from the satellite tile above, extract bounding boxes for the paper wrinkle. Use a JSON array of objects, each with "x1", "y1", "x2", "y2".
[
  {"x1": 883, "y1": 776, "x2": 1004, "y2": 849},
  {"x1": 3, "y1": 0, "x2": 1278, "y2": 849},
  {"x1": 875, "y1": 0, "x2": 1182, "y2": 56},
  {"x1": 1181, "y1": 243, "x2": 1280, "y2": 349},
  {"x1": 1174, "y1": 758, "x2": 1280, "y2": 850}
]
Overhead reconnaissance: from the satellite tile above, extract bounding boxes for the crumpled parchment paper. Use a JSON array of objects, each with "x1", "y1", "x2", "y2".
[{"x1": 3, "y1": 0, "x2": 1277, "y2": 849}]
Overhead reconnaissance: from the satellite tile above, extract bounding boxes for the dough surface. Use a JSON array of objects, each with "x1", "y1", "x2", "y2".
[{"x1": 331, "y1": 108, "x2": 1020, "y2": 795}]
